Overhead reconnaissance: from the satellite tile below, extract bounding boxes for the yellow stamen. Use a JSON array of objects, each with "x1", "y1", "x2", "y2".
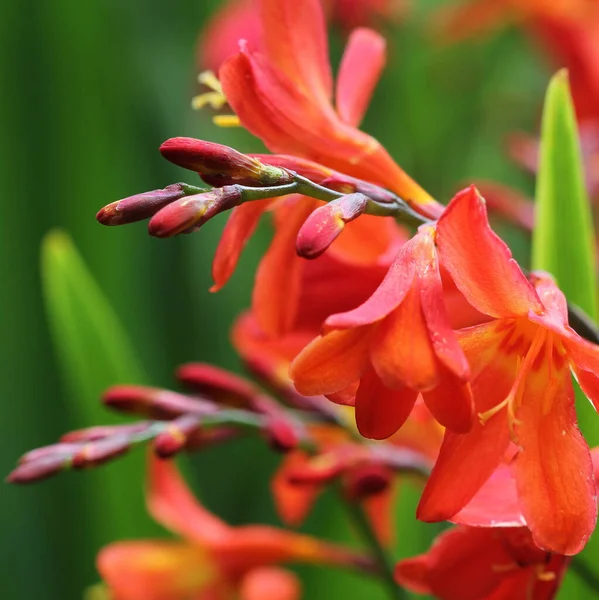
[
  {"x1": 213, "y1": 114, "x2": 241, "y2": 127},
  {"x1": 197, "y1": 70, "x2": 223, "y2": 93},
  {"x1": 192, "y1": 92, "x2": 228, "y2": 111},
  {"x1": 478, "y1": 328, "x2": 547, "y2": 439}
]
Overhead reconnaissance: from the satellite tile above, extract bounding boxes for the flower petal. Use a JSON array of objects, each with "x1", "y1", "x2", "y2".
[
  {"x1": 421, "y1": 367, "x2": 473, "y2": 434},
  {"x1": 437, "y1": 186, "x2": 542, "y2": 318},
  {"x1": 239, "y1": 567, "x2": 301, "y2": 600},
  {"x1": 395, "y1": 526, "x2": 509, "y2": 600},
  {"x1": 258, "y1": 0, "x2": 332, "y2": 106},
  {"x1": 211, "y1": 199, "x2": 272, "y2": 292},
  {"x1": 97, "y1": 541, "x2": 214, "y2": 600},
  {"x1": 147, "y1": 456, "x2": 230, "y2": 545},
  {"x1": 325, "y1": 243, "x2": 416, "y2": 331},
  {"x1": 252, "y1": 196, "x2": 319, "y2": 337},
  {"x1": 290, "y1": 326, "x2": 374, "y2": 396},
  {"x1": 271, "y1": 452, "x2": 322, "y2": 527},
  {"x1": 452, "y1": 463, "x2": 525, "y2": 527},
  {"x1": 417, "y1": 323, "x2": 515, "y2": 521},
  {"x1": 336, "y1": 28, "x2": 386, "y2": 127},
  {"x1": 370, "y1": 285, "x2": 438, "y2": 391},
  {"x1": 514, "y1": 370, "x2": 596, "y2": 555},
  {"x1": 355, "y1": 368, "x2": 418, "y2": 439}
]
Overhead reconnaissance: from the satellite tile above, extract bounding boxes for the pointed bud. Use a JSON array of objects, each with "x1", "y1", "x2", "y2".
[
  {"x1": 96, "y1": 184, "x2": 187, "y2": 226},
  {"x1": 71, "y1": 436, "x2": 131, "y2": 468},
  {"x1": 60, "y1": 422, "x2": 151, "y2": 443},
  {"x1": 264, "y1": 416, "x2": 299, "y2": 453},
  {"x1": 148, "y1": 186, "x2": 243, "y2": 237},
  {"x1": 296, "y1": 193, "x2": 369, "y2": 259},
  {"x1": 154, "y1": 414, "x2": 202, "y2": 458},
  {"x1": 176, "y1": 363, "x2": 258, "y2": 406},
  {"x1": 343, "y1": 463, "x2": 392, "y2": 501},
  {"x1": 18, "y1": 443, "x2": 79, "y2": 464},
  {"x1": 160, "y1": 138, "x2": 294, "y2": 186},
  {"x1": 103, "y1": 385, "x2": 215, "y2": 419},
  {"x1": 7, "y1": 454, "x2": 69, "y2": 484}
]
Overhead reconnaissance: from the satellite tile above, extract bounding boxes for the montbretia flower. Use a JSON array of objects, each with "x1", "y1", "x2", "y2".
[
  {"x1": 290, "y1": 221, "x2": 474, "y2": 440},
  {"x1": 93, "y1": 457, "x2": 374, "y2": 600},
  {"x1": 219, "y1": 0, "x2": 442, "y2": 217},
  {"x1": 395, "y1": 526, "x2": 569, "y2": 600},
  {"x1": 417, "y1": 186, "x2": 599, "y2": 555}
]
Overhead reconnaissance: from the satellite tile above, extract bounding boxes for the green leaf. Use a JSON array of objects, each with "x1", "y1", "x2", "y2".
[
  {"x1": 41, "y1": 230, "x2": 160, "y2": 546},
  {"x1": 532, "y1": 69, "x2": 597, "y2": 319}
]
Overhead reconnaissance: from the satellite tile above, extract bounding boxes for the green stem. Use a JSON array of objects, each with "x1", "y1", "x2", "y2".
[
  {"x1": 571, "y1": 557, "x2": 599, "y2": 592},
  {"x1": 343, "y1": 498, "x2": 408, "y2": 600}
]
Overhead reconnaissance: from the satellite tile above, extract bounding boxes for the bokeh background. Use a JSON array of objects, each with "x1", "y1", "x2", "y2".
[{"x1": 1, "y1": 0, "x2": 588, "y2": 598}]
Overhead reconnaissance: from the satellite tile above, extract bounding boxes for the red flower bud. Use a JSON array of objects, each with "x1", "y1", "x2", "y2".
[
  {"x1": 96, "y1": 184, "x2": 186, "y2": 226},
  {"x1": 148, "y1": 186, "x2": 243, "y2": 238},
  {"x1": 176, "y1": 362, "x2": 258, "y2": 407},
  {"x1": 296, "y1": 193, "x2": 369, "y2": 259},
  {"x1": 160, "y1": 138, "x2": 294, "y2": 186},
  {"x1": 103, "y1": 385, "x2": 215, "y2": 419},
  {"x1": 343, "y1": 463, "x2": 392, "y2": 501},
  {"x1": 60, "y1": 422, "x2": 151, "y2": 443},
  {"x1": 154, "y1": 414, "x2": 202, "y2": 458},
  {"x1": 7, "y1": 454, "x2": 69, "y2": 484},
  {"x1": 71, "y1": 436, "x2": 131, "y2": 469},
  {"x1": 264, "y1": 416, "x2": 299, "y2": 453}
]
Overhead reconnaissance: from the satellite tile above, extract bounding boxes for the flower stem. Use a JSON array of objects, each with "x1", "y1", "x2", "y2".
[
  {"x1": 343, "y1": 498, "x2": 408, "y2": 600},
  {"x1": 571, "y1": 556, "x2": 599, "y2": 592}
]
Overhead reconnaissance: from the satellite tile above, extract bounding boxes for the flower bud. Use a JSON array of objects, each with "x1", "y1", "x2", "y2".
[
  {"x1": 60, "y1": 422, "x2": 151, "y2": 443},
  {"x1": 296, "y1": 193, "x2": 369, "y2": 259},
  {"x1": 18, "y1": 443, "x2": 79, "y2": 464},
  {"x1": 103, "y1": 385, "x2": 215, "y2": 419},
  {"x1": 343, "y1": 463, "x2": 392, "y2": 501},
  {"x1": 71, "y1": 436, "x2": 131, "y2": 469},
  {"x1": 96, "y1": 184, "x2": 186, "y2": 226},
  {"x1": 176, "y1": 362, "x2": 258, "y2": 407},
  {"x1": 264, "y1": 416, "x2": 299, "y2": 453},
  {"x1": 148, "y1": 186, "x2": 243, "y2": 237},
  {"x1": 154, "y1": 414, "x2": 202, "y2": 458},
  {"x1": 160, "y1": 138, "x2": 294, "y2": 186},
  {"x1": 7, "y1": 454, "x2": 69, "y2": 484}
]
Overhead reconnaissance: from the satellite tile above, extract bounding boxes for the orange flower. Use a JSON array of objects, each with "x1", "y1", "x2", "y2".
[
  {"x1": 417, "y1": 187, "x2": 599, "y2": 555},
  {"x1": 395, "y1": 526, "x2": 569, "y2": 600},
  {"x1": 290, "y1": 222, "x2": 474, "y2": 440},
  {"x1": 219, "y1": 0, "x2": 442, "y2": 217},
  {"x1": 96, "y1": 457, "x2": 373, "y2": 599}
]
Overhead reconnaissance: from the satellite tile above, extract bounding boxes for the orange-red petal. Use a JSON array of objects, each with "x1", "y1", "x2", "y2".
[
  {"x1": 290, "y1": 326, "x2": 374, "y2": 396},
  {"x1": 417, "y1": 322, "x2": 515, "y2": 521},
  {"x1": 211, "y1": 199, "x2": 272, "y2": 292},
  {"x1": 437, "y1": 186, "x2": 542, "y2": 319},
  {"x1": 514, "y1": 370, "x2": 596, "y2": 555},
  {"x1": 252, "y1": 196, "x2": 319, "y2": 337},
  {"x1": 258, "y1": 0, "x2": 332, "y2": 107},
  {"x1": 395, "y1": 526, "x2": 509, "y2": 600},
  {"x1": 324, "y1": 243, "x2": 416, "y2": 331},
  {"x1": 147, "y1": 456, "x2": 230, "y2": 545},
  {"x1": 239, "y1": 567, "x2": 301, "y2": 600},
  {"x1": 355, "y1": 368, "x2": 418, "y2": 439},
  {"x1": 97, "y1": 541, "x2": 214, "y2": 600},
  {"x1": 336, "y1": 28, "x2": 386, "y2": 127}
]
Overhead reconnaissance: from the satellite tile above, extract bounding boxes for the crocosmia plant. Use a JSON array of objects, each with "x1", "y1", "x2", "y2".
[{"x1": 11, "y1": 0, "x2": 599, "y2": 598}]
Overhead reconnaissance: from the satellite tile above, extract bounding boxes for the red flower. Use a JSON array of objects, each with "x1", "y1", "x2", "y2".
[
  {"x1": 395, "y1": 526, "x2": 569, "y2": 600},
  {"x1": 290, "y1": 224, "x2": 474, "y2": 439},
  {"x1": 96, "y1": 457, "x2": 372, "y2": 599},
  {"x1": 219, "y1": 0, "x2": 442, "y2": 218},
  {"x1": 417, "y1": 186, "x2": 599, "y2": 555}
]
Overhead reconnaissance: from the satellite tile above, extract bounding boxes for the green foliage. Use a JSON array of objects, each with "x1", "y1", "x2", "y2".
[
  {"x1": 532, "y1": 70, "x2": 597, "y2": 318},
  {"x1": 41, "y1": 230, "x2": 161, "y2": 567}
]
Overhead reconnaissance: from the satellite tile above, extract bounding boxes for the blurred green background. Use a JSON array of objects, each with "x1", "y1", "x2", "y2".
[{"x1": 1, "y1": 0, "x2": 592, "y2": 598}]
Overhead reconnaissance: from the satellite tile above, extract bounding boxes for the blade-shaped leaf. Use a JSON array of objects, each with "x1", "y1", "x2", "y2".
[
  {"x1": 532, "y1": 69, "x2": 597, "y2": 319},
  {"x1": 41, "y1": 230, "x2": 160, "y2": 546}
]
